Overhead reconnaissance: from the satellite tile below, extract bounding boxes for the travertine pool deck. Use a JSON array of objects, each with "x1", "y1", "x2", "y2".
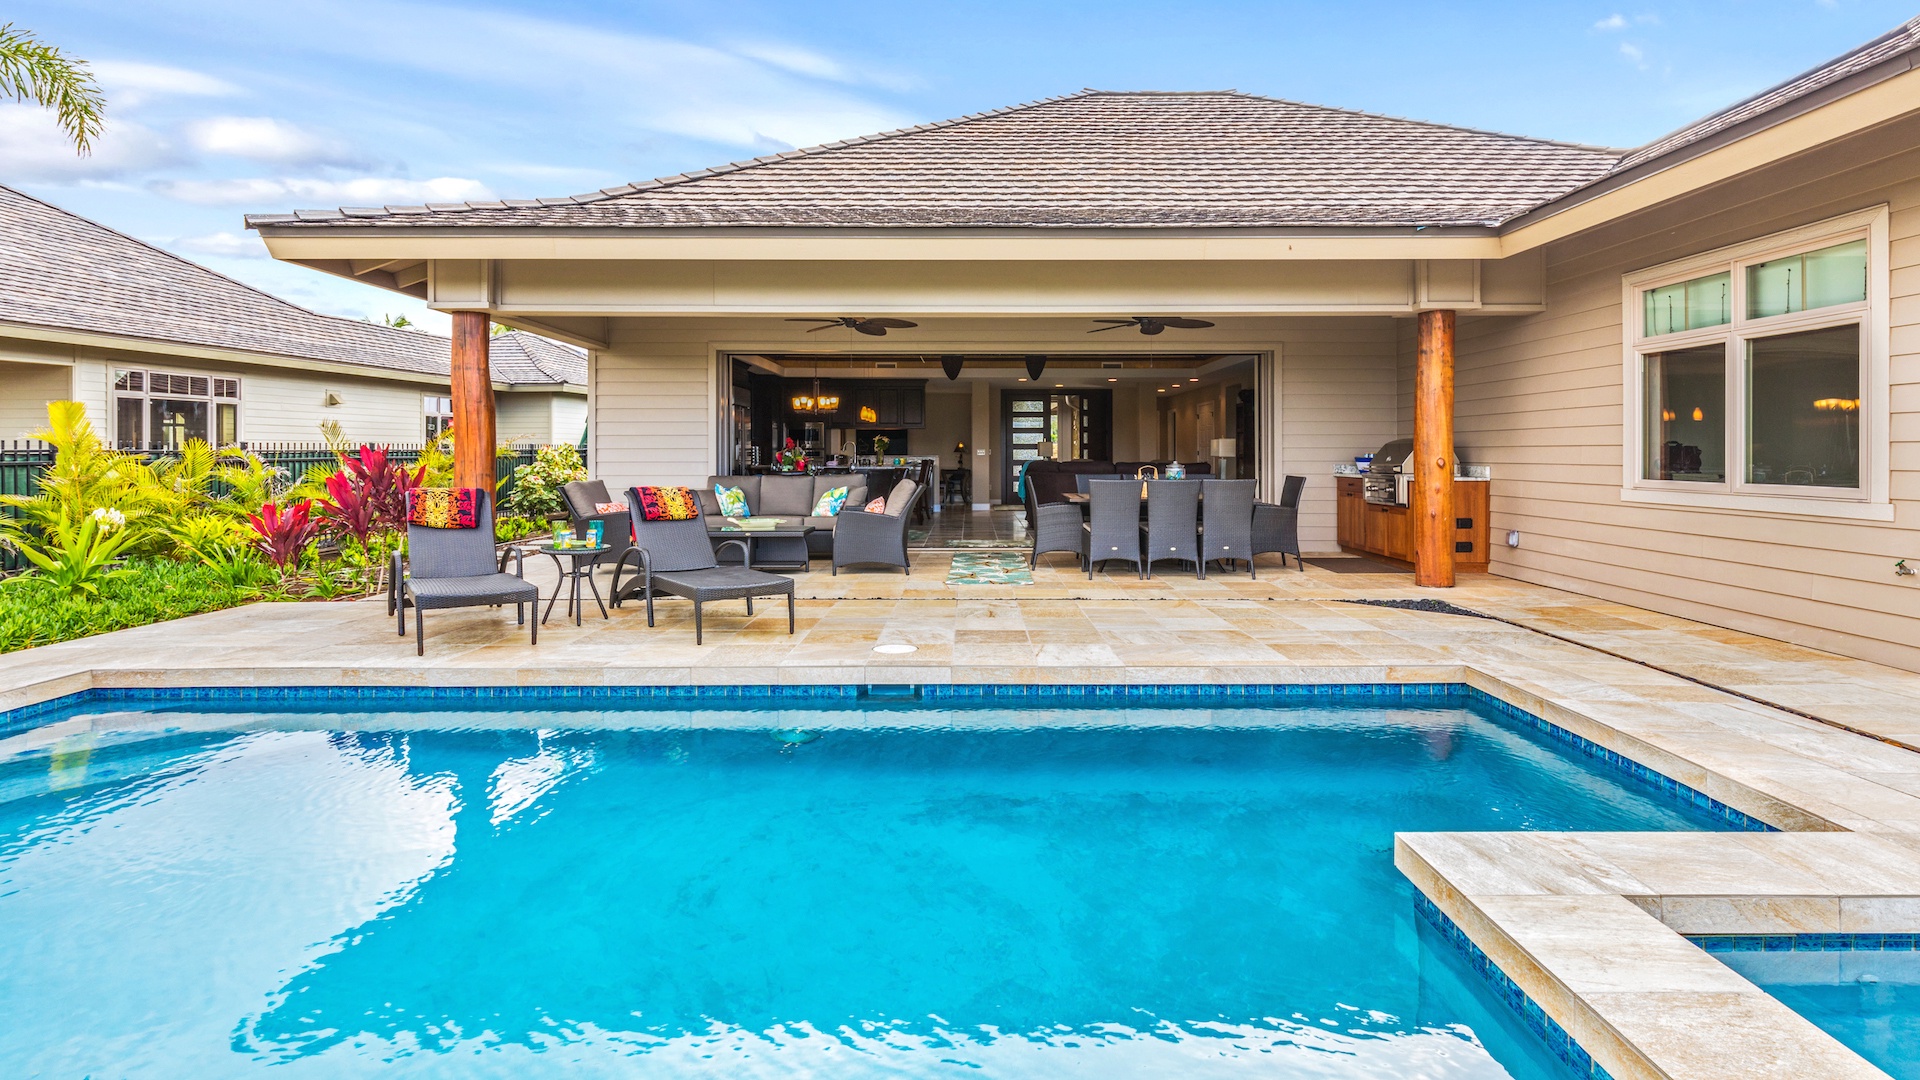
[{"x1": 3, "y1": 552, "x2": 1918, "y2": 1080}]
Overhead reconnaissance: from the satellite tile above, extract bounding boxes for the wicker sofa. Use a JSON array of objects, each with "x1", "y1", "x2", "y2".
[{"x1": 697, "y1": 473, "x2": 871, "y2": 558}]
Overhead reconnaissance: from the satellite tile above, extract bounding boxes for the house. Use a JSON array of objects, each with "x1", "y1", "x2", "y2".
[
  {"x1": 247, "y1": 18, "x2": 1920, "y2": 671},
  {"x1": 0, "y1": 184, "x2": 586, "y2": 448}
]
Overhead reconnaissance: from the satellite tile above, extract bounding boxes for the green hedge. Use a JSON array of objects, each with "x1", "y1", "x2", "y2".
[{"x1": 0, "y1": 558, "x2": 273, "y2": 654}]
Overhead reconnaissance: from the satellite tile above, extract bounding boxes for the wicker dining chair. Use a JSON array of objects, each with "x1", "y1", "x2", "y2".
[
  {"x1": 1253, "y1": 475, "x2": 1307, "y2": 570},
  {"x1": 1199, "y1": 478, "x2": 1258, "y2": 579},
  {"x1": 1140, "y1": 479, "x2": 1201, "y2": 579},
  {"x1": 1083, "y1": 479, "x2": 1144, "y2": 579},
  {"x1": 1026, "y1": 480, "x2": 1085, "y2": 569}
]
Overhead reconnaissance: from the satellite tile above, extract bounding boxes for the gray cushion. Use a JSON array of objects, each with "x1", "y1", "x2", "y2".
[
  {"x1": 805, "y1": 515, "x2": 839, "y2": 534},
  {"x1": 563, "y1": 480, "x2": 611, "y2": 519},
  {"x1": 759, "y1": 475, "x2": 816, "y2": 517},
  {"x1": 883, "y1": 479, "x2": 918, "y2": 516}
]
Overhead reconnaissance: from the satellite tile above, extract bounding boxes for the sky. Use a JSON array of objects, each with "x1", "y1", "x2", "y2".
[{"x1": 6, "y1": 0, "x2": 1918, "y2": 333}]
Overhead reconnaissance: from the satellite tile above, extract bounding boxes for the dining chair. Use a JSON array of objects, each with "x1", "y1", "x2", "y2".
[
  {"x1": 1199, "y1": 478, "x2": 1257, "y2": 579},
  {"x1": 1140, "y1": 479, "x2": 1201, "y2": 579},
  {"x1": 1083, "y1": 479, "x2": 1145, "y2": 579},
  {"x1": 1253, "y1": 475, "x2": 1307, "y2": 570}
]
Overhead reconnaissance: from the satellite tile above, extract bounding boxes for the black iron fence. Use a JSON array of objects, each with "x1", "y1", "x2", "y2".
[{"x1": 0, "y1": 442, "x2": 540, "y2": 572}]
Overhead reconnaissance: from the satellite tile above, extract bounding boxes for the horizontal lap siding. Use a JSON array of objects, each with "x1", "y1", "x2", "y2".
[
  {"x1": 0, "y1": 362, "x2": 73, "y2": 440},
  {"x1": 1457, "y1": 137, "x2": 1920, "y2": 671},
  {"x1": 1278, "y1": 319, "x2": 1399, "y2": 550},
  {"x1": 592, "y1": 327, "x2": 713, "y2": 493}
]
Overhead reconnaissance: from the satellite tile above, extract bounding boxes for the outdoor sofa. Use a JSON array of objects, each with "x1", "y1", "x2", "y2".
[{"x1": 698, "y1": 473, "x2": 871, "y2": 559}]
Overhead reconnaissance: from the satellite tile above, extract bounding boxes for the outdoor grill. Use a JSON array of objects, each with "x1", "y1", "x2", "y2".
[{"x1": 1364, "y1": 439, "x2": 1414, "y2": 505}]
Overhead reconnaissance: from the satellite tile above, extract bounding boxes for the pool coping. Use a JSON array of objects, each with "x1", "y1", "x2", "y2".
[{"x1": 4, "y1": 663, "x2": 1917, "y2": 1080}]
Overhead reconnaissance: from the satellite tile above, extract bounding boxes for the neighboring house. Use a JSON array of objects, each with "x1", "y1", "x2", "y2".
[
  {"x1": 0, "y1": 185, "x2": 585, "y2": 448},
  {"x1": 249, "y1": 18, "x2": 1920, "y2": 671}
]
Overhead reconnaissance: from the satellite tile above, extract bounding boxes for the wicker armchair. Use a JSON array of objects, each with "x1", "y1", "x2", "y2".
[
  {"x1": 1199, "y1": 479, "x2": 1257, "y2": 579},
  {"x1": 831, "y1": 479, "x2": 923, "y2": 575},
  {"x1": 560, "y1": 480, "x2": 633, "y2": 562},
  {"x1": 1025, "y1": 482, "x2": 1085, "y2": 569},
  {"x1": 392, "y1": 488, "x2": 539, "y2": 655},
  {"x1": 1253, "y1": 475, "x2": 1307, "y2": 570},
  {"x1": 610, "y1": 493, "x2": 795, "y2": 644}
]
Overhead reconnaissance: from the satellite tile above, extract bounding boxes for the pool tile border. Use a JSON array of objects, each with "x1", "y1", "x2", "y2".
[
  {"x1": 1691, "y1": 933, "x2": 1920, "y2": 953},
  {"x1": 1416, "y1": 894, "x2": 1617, "y2": 1080},
  {"x1": 0, "y1": 681, "x2": 1775, "y2": 833}
]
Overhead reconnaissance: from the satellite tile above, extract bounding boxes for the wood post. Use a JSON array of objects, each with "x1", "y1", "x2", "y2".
[
  {"x1": 1413, "y1": 309, "x2": 1456, "y2": 588},
  {"x1": 450, "y1": 310, "x2": 496, "y2": 493}
]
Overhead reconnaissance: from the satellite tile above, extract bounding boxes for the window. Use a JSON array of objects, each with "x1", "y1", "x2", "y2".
[
  {"x1": 424, "y1": 395, "x2": 454, "y2": 440},
  {"x1": 111, "y1": 368, "x2": 241, "y2": 449},
  {"x1": 1624, "y1": 210, "x2": 1887, "y2": 516}
]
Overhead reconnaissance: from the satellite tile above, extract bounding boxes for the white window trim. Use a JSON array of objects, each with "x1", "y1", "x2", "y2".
[
  {"x1": 1619, "y1": 206, "x2": 1892, "y2": 522},
  {"x1": 109, "y1": 364, "x2": 245, "y2": 449}
]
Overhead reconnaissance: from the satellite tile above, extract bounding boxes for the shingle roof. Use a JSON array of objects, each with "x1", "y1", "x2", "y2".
[
  {"x1": 0, "y1": 185, "x2": 578, "y2": 387},
  {"x1": 488, "y1": 330, "x2": 586, "y2": 386},
  {"x1": 244, "y1": 91, "x2": 1621, "y2": 231}
]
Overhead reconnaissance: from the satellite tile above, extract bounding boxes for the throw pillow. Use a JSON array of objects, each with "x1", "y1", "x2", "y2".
[
  {"x1": 714, "y1": 484, "x2": 749, "y2": 517},
  {"x1": 811, "y1": 485, "x2": 850, "y2": 517},
  {"x1": 408, "y1": 487, "x2": 479, "y2": 529},
  {"x1": 637, "y1": 486, "x2": 701, "y2": 521},
  {"x1": 864, "y1": 497, "x2": 887, "y2": 513},
  {"x1": 594, "y1": 501, "x2": 628, "y2": 515}
]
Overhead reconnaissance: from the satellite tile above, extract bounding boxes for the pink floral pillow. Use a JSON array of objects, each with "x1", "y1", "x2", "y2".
[{"x1": 864, "y1": 497, "x2": 886, "y2": 513}]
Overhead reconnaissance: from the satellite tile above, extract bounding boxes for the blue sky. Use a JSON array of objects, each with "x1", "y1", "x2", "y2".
[{"x1": 7, "y1": 0, "x2": 1916, "y2": 332}]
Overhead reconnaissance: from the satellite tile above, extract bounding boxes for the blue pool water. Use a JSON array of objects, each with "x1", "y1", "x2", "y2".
[
  {"x1": 0, "y1": 694, "x2": 1733, "y2": 1078},
  {"x1": 1709, "y1": 946, "x2": 1920, "y2": 1079}
]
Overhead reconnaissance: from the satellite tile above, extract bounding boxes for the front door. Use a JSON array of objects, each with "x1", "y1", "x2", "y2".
[{"x1": 1000, "y1": 390, "x2": 1112, "y2": 503}]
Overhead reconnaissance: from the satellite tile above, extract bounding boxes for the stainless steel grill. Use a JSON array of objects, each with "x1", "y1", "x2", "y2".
[{"x1": 1364, "y1": 439, "x2": 1413, "y2": 505}]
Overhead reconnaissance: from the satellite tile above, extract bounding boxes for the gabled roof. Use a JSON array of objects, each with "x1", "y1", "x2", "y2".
[
  {"x1": 245, "y1": 91, "x2": 1621, "y2": 231},
  {"x1": 0, "y1": 185, "x2": 580, "y2": 387}
]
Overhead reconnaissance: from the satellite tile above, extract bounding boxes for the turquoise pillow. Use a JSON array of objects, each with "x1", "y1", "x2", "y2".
[
  {"x1": 810, "y1": 485, "x2": 850, "y2": 516},
  {"x1": 714, "y1": 484, "x2": 749, "y2": 517}
]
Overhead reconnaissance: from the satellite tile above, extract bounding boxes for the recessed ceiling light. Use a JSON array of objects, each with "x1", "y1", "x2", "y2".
[
  {"x1": 1054, "y1": 383, "x2": 1064, "y2": 388},
  {"x1": 1018, "y1": 377, "x2": 1027, "y2": 382},
  {"x1": 1106, "y1": 378, "x2": 1117, "y2": 382},
  {"x1": 1157, "y1": 388, "x2": 1166, "y2": 393},
  {"x1": 1189, "y1": 377, "x2": 1199, "y2": 382}
]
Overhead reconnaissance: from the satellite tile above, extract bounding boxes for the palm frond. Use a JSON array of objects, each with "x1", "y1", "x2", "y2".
[{"x1": 0, "y1": 23, "x2": 105, "y2": 154}]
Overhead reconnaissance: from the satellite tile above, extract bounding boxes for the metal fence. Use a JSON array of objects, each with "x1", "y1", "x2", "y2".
[{"x1": 0, "y1": 442, "x2": 540, "y2": 572}]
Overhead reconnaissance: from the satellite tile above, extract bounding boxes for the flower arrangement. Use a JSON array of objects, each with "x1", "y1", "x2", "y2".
[{"x1": 775, "y1": 437, "x2": 808, "y2": 473}]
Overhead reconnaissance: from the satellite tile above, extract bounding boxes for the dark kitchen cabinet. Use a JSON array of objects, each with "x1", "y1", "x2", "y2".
[{"x1": 849, "y1": 382, "x2": 927, "y2": 428}]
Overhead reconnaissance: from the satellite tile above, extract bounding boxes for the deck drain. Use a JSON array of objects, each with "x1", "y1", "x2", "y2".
[{"x1": 872, "y1": 644, "x2": 918, "y2": 655}]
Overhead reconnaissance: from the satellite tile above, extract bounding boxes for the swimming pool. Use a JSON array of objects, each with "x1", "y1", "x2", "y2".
[
  {"x1": 0, "y1": 689, "x2": 1734, "y2": 1078},
  {"x1": 1701, "y1": 937, "x2": 1920, "y2": 1080}
]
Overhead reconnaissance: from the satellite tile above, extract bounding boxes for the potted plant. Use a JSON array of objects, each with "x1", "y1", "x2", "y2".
[
  {"x1": 872, "y1": 435, "x2": 890, "y2": 461},
  {"x1": 776, "y1": 438, "x2": 807, "y2": 473}
]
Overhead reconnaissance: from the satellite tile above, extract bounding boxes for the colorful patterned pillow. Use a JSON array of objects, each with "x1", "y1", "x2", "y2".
[
  {"x1": 811, "y1": 486, "x2": 850, "y2": 516},
  {"x1": 638, "y1": 486, "x2": 700, "y2": 521},
  {"x1": 408, "y1": 487, "x2": 479, "y2": 529},
  {"x1": 714, "y1": 484, "x2": 749, "y2": 517},
  {"x1": 595, "y1": 501, "x2": 628, "y2": 515},
  {"x1": 864, "y1": 497, "x2": 887, "y2": 513}
]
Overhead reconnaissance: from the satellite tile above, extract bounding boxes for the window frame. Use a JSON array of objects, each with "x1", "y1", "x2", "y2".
[
  {"x1": 1620, "y1": 207, "x2": 1891, "y2": 521},
  {"x1": 109, "y1": 365, "x2": 244, "y2": 450},
  {"x1": 423, "y1": 394, "x2": 455, "y2": 440}
]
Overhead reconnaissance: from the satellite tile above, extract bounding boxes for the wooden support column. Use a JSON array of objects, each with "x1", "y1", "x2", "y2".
[
  {"x1": 450, "y1": 310, "x2": 497, "y2": 493},
  {"x1": 1413, "y1": 309, "x2": 1456, "y2": 588}
]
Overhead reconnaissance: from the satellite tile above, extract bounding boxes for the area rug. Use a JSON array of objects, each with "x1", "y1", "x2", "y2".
[
  {"x1": 1303, "y1": 557, "x2": 1411, "y2": 575},
  {"x1": 946, "y1": 552, "x2": 1034, "y2": 585}
]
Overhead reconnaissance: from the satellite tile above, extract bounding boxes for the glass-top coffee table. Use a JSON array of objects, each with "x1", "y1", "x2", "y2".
[{"x1": 712, "y1": 519, "x2": 815, "y2": 571}]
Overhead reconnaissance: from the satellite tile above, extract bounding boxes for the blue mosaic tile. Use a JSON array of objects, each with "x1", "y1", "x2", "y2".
[
  {"x1": 1690, "y1": 933, "x2": 1920, "y2": 953},
  {"x1": 0, "y1": 682, "x2": 1775, "y2": 831},
  {"x1": 1415, "y1": 895, "x2": 1617, "y2": 1080}
]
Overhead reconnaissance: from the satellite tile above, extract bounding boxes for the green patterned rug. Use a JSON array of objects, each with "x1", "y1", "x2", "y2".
[{"x1": 946, "y1": 552, "x2": 1034, "y2": 585}]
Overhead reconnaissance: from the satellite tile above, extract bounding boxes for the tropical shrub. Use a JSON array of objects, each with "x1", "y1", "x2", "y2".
[
  {"x1": 0, "y1": 558, "x2": 273, "y2": 653},
  {"x1": 2, "y1": 510, "x2": 138, "y2": 598},
  {"x1": 499, "y1": 443, "x2": 586, "y2": 519},
  {"x1": 248, "y1": 500, "x2": 323, "y2": 579}
]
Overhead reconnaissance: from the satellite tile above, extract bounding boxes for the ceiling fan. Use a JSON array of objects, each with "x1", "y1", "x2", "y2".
[
  {"x1": 1088, "y1": 317, "x2": 1216, "y2": 336},
  {"x1": 786, "y1": 317, "x2": 919, "y2": 337}
]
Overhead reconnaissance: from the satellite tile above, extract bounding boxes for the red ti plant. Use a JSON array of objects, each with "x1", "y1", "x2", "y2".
[
  {"x1": 248, "y1": 499, "x2": 323, "y2": 574},
  {"x1": 316, "y1": 470, "x2": 378, "y2": 545},
  {"x1": 317, "y1": 446, "x2": 425, "y2": 540}
]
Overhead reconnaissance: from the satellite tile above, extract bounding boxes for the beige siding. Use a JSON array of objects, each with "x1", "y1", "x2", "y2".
[
  {"x1": 551, "y1": 394, "x2": 588, "y2": 446},
  {"x1": 496, "y1": 393, "x2": 555, "y2": 444},
  {"x1": 0, "y1": 361, "x2": 73, "y2": 440},
  {"x1": 1455, "y1": 137, "x2": 1920, "y2": 671},
  {"x1": 1278, "y1": 320, "x2": 1401, "y2": 550},
  {"x1": 592, "y1": 325, "x2": 716, "y2": 492}
]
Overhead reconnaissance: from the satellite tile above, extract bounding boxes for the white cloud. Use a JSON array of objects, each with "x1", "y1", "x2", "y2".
[
  {"x1": 184, "y1": 116, "x2": 363, "y2": 167},
  {"x1": 173, "y1": 231, "x2": 268, "y2": 258},
  {"x1": 90, "y1": 61, "x2": 242, "y2": 107},
  {"x1": 732, "y1": 42, "x2": 854, "y2": 83},
  {"x1": 151, "y1": 175, "x2": 492, "y2": 207},
  {"x1": 0, "y1": 105, "x2": 185, "y2": 180},
  {"x1": 1594, "y1": 14, "x2": 1628, "y2": 30},
  {"x1": 1620, "y1": 42, "x2": 1649, "y2": 68}
]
